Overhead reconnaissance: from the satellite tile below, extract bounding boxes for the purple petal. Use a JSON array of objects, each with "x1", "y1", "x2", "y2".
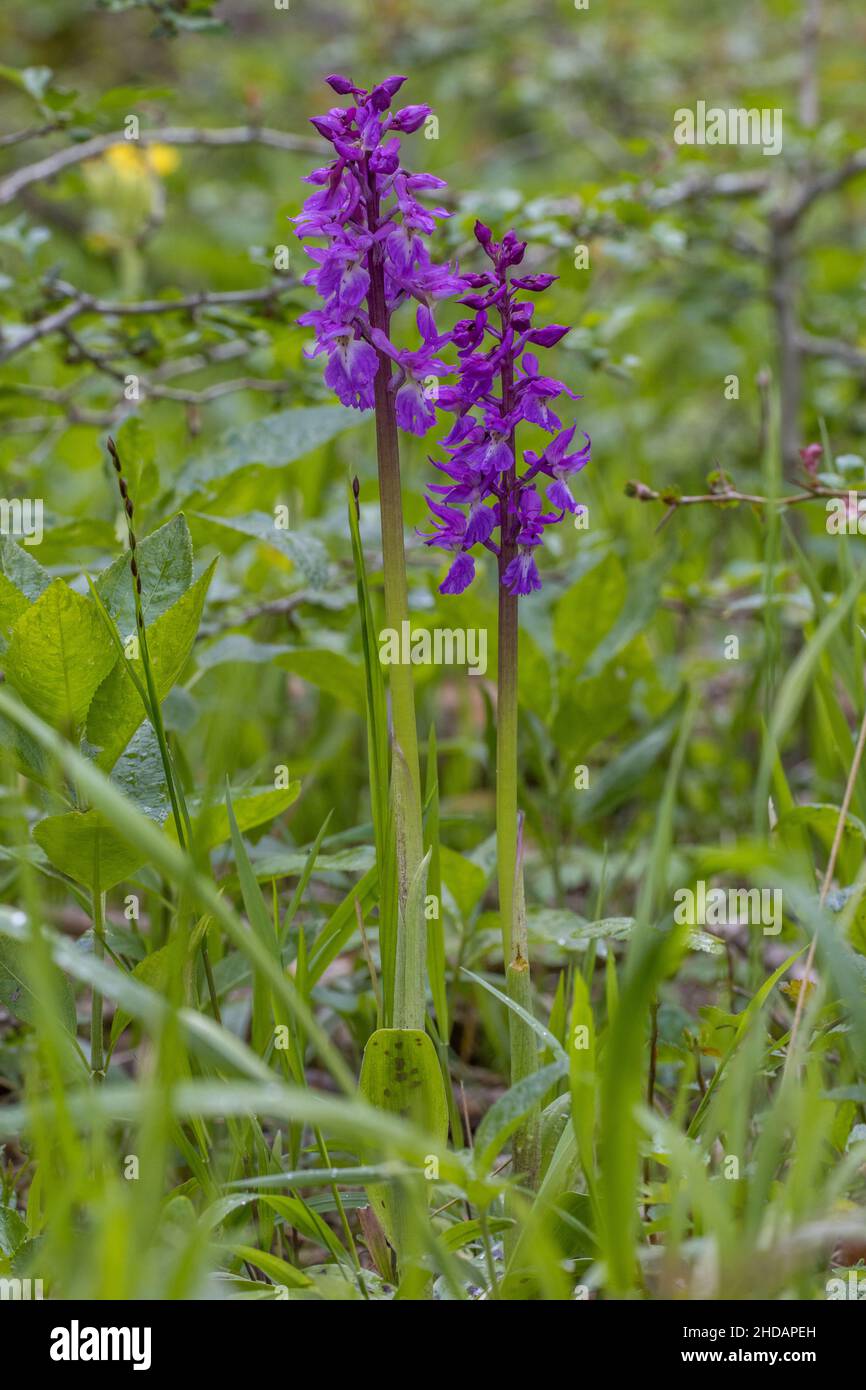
[
  {"x1": 325, "y1": 75, "x2": 359, "y2": 96},
  {"x1": 395, "y1": 381, "x2": 436, "y2": 435},
  {"x1": 392, "y1": 104, "x2": 431, "y2": 133},
  {"x1": 547, "y1": 478, "x2": 576, "y2": 512},
  {"x1": 502, "y1": 552, "x2": 542, "y2": 596},
  {"x1": 440, "y1": 553, "x2": 476, "y2": 594},
  {"x1": 527, "y1": 324, "x2": 570, "y2": 348}
]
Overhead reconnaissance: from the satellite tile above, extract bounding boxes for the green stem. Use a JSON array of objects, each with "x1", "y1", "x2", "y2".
[
  {"x1": 505, "y1": 825, "x2": 541, "y2": 1194},
  {"x1": 365, "y1": 182, "x2": 425, "y2": 1033},
  {"x1": 497, "y1": 321, "x2": 540, "y2": 1195},
  {"x1": 496, "y1": 585, "x2": 519, "y2": 964},
  {"x1": 90, "y1": 887, "x2": 106, "y2": 1083},
  {"x1": 497, "y1": 304, "x2": 519, "y2": 966}
]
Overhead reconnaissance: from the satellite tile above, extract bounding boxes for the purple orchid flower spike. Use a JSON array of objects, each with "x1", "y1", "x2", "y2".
[
  {"x1": 422, "y1": 220, "x2": 590, "y2": 595},
  {"x1": 294, "y1": 75, "x2": 461, "y2": 436}
]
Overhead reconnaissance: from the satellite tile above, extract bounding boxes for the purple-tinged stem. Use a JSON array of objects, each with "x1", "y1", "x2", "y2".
[
  {"x1": 497, "y1": 299, "x2": 540, "y2": 1192},
  {"x1": 365, "y1": 178, "x2": 425, "y2": 1032}
]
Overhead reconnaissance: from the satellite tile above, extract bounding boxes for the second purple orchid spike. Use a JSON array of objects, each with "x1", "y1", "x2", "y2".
[{"x1": 422, "y1": 220, "x2": 590, "y2": 595}]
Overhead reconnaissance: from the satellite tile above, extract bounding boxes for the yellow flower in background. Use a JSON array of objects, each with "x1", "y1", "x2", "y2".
[
  {"x1": 145, "y1": 144, "x2": 180, "y2": 176},
  {"x1": 99, "y1": 142, "x2": 180, "y2": 182},
  {"x1": 82, "y1": 143, "x2": 180, "y2": 262},
  {"x1": 103, "y1": 143, "x2": 147, "y2": 179}
]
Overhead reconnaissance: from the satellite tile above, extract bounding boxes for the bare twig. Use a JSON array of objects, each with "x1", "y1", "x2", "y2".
[
  {"x1": 646, "y1": 170, "x2": 772, "y2": 210},
  {"x1": 0, "y1": 297, "x2": 86, "y2": 360},
  {"x1": 780, "y1": 149, "x2": 866, "y2": 232},
  {"x1": 0, "y1": 121, "x2": 62, "y2": 149},
  {"x1": 795, "y1": 330, "x2": 866, "y2": 373},
  {"x1": 625, "y1": 479, "x2": 856, "y2": 511},
  {"x1": 0, "y1": 125, "x2": 318, "y2": 206},
  {"x1": 0, "y1": 280, "x2": 296, "y2": 363}
]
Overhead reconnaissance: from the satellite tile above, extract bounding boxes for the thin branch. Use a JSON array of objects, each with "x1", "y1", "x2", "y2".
[
  {"x1": 48, "y1": 277, "x2": 298, "y2": 318},
  {"x1": 0, "y1": 121, "x2": 62, "y2": 149},
  {"x1": 0, "y1": 125, "x2": 318, "y2": 206},
  {"x1": 0, "y1": 298, "x2": 85, "y2": 361},
  {"x1": 646, "y1": 170, "x2": 772, "y2": 210},
  {"x1": 796, "y1": 330, "x2": 866, "y2": 372},
  {"x1": 60, "y1": 324, "x2": 291, "y2": 407},
  {"x1": 134, "y1": 375, "x2": 291, "y2": 406},
  {"x1": 625, "y1": 479, "x2": 860, "y2": 511},
  {"x1": 775, "y1": 149, "x2": 866, "y2": 232},
  {"x1": 645, "y1": 147, "x2": 866, "y2": 231},
  {"x1": 0, "y1": 280, "x2": 296, "y2": 363}
]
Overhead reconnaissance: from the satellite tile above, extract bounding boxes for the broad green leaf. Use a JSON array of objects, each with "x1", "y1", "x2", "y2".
[
  {"x1": 474, "y1": 1060, "x2": 567, "y2": 1176},
  {"x1": 0, "y1": 572, "x2": 30, "y2": 639},
  {"x1": 358, "y1": 1027, "x2": 449, "y2": 1245},
  {"x1": 95, "y1": 514, "x2": 193, "y2": 634},
  {"x1": 582, "y1": 553, "x2": 666, "y2": 679},
  {"x1": 528, "y1": 910, "x2": 636, "y2": 949},
  {"x1": 527, "y1": 910, "x2": 723, "y2": 954},
  {"x1": 5, "y1": 580, "x2": 117, "y2": 729},
  {"x1": 195, "y1": 635, "x2": 289, "y2": 669},
  {"x1": 274, "y1": 650, "x2": 364, "y2": 708},
  {"x1": 172, "y1": 783, "x2": 302, "y2": 852},
  {"x1": 113, "y1": 416, "x2": 158, "y2": 504},
  {"x1": 192, "y1": 512, "x2": 328, "y2": 588},
  {"x1": 110, "y1": 721, "x2": 171, "y2": 822},
  {"x1": 175, "y1": 405, "x2": 369, "y2": 500},
  {"x1": 227, "y1": 1244, "x2": 312, "y2": 1288},
  {"x1": 250, "y1": 845, "x2": 375, "y2": 882},
  {"x1": 33, "y1": 809, "x2": 148, "y2": 892},
  {"x1": 0, "y1": 1204, "x2": 28, "y2": 1258},
  {"x1": 0, "y1": 933, "x2": 77, "y2": 1035},
  {"x1": 572, "y1": 710, "x2": 679, "y2": 823},
  {"x1": 553, "y1": 553, "x2": 626, "y2": 673},
  {"x1": 196, "y1": 635, "x2": 364, "y2": 708},
  {"x1": 777, "y1": 803, "x2": 866, "y2": 883},
  {"x1": 440, "y1": 845, "x2": 488, "y2": 919},
  {"x1": 109, "y1": 943, "x2": 175, "y2": 1048},
  {"x1": 0, "y1": 536, "x2": 52, "y2": 603},
  {"x1": 0, "y1": 64, "x2": 54, "y2": 104},
  {"x1": 0, "y1": 709, "x2": 52, "y2": 784},
  {"x1": 87, "y1": 559, "x2": 216, "y2": 769}
]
